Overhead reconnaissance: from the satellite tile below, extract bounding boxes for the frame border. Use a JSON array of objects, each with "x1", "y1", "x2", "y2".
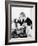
[{"x1": 5, "y1": 1, "x2": 37, "y2": 45}]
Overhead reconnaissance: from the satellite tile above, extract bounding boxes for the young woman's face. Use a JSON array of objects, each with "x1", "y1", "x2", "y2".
[
  {"x1": 20, "y1": 15, "x2": 24, "y2": 19},
  {"x1": 20, "y1": 15, "x2": 26, "y2": 20}
]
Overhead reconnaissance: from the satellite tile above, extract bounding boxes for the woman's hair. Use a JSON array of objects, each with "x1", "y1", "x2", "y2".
[{"x1": 20, "y1": 12, "x2": 26, "y2": 17}]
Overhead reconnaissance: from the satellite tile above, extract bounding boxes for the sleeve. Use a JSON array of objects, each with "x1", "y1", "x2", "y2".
[
  {"x1": 14, "y1": 19, "x2": 19, "y2": 23},
  {"x1": 25, "y1": 18, "x2": 32, "y2": 26},
  {"x1": 14, "y1": 19, "x2": 18, "y2": 27},
  {"x1": 14, "y1": 19, "x2": 17, "y2": 23}
]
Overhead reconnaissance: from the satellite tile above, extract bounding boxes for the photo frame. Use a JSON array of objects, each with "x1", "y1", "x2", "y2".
[{"x1": 5, "y1": 1, "x2": 37, "y2": 45}]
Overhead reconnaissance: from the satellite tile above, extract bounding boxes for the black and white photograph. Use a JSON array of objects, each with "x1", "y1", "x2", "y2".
[
  {"x1": 5, "y1": 1, "x2": 37, "y2": 45},
  {"x1": 11, "y1": 8, "x2": 32, "y2": 38}
]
